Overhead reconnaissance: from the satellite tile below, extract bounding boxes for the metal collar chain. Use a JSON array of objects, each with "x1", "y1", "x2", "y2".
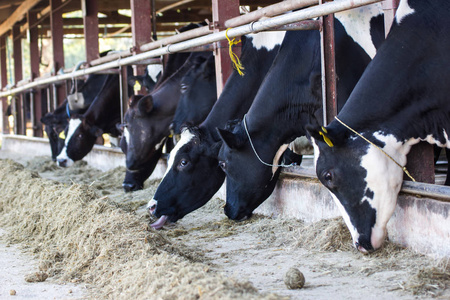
[{"x1": 242, "y1": 114, "x2": 296, "y2": 168}]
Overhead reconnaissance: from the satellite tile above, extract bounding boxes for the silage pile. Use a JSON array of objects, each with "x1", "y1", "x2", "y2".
[{"x1": 0, "y1": 159, "x2": 279, "y2": 299}]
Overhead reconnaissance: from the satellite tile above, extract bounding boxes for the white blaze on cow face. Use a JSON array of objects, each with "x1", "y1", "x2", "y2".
[
  {"x1": 248, "y1": 31, "x2": 286, "y2": 51},
  {"x1": 335, "y1": 2, "x2": 383, "y2": 58},
  {"x1": 123, "y1": 127, "x2": 130, "y2": 146},
  {"x1": 56, "y1": 118, "x2": 82, "y2": 167},
  {"x1": 358, "y1": 132, "x2": 410, "y2": 249},
  {"x1": 395, "y1": 0, "x2": 415, "y2": 24},
  {"x1": 148, "y1": 129, "x2": 195, "y2": 208}
]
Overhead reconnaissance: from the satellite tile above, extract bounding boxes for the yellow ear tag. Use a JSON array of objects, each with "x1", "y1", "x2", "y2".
[
  {"x1": 59, "y1": 131, "x2": 66, "y2": 140},
  {"x1": 134, "y1": 80, "x2": 141, "y2": 92},
  {"x1": 319, "y1": 127, "x2": 334, "y2": 147}
]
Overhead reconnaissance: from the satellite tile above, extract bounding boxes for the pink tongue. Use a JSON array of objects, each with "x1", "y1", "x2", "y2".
[{"x1": 150, "y1": 215, "x2": 168, "y2": 230}]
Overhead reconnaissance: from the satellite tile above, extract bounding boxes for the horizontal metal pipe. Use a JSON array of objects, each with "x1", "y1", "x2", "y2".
[
  {"x1": 0, "y1": 0, "x2": 382, "y2": 98},
  {"x1": 225, "y1": 0, "x2": 319, "y2": 28}
]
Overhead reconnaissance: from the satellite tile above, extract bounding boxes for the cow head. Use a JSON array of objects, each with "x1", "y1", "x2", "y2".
[
  {"x1": 41, "y1": 110, "x2": 68, "y2": 161},
  {"x1": 217, "y1": 120, "x2": 287, "y2": 220},
  {"x1": 56, "y1": 116, "x2": 103, "y2": 167},
  {"x1": 148, "y1": 127, "x2": 224, "y2": 226},
  {"x1": 171, "y1": 54, "x2": 216, "y2": 134},
  {"x1": 120, "y1": 94, "x2": 169, "y2": 192},
  {"x1": 307, "y1": 122, "x2": 407, "y2": 253}
]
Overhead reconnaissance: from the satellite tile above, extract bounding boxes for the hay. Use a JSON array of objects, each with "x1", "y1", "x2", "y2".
[
  {"x1": 294, "y1": 217, "x2": 353, "y2": 252},
  {"x1": 0, "y1": 159, "x2": 277, "y2": 299},
  {"x1": 405, "y1": 265, "x2": 450, "y2": 297}
]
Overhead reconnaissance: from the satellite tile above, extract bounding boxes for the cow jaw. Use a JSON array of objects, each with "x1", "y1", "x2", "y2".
[
  {"x1": 56, "y1": 118, "x2": 82, "y2": 167},
  {"x1": 358, "y1": 133, "x2": 407, "y2": 251}
]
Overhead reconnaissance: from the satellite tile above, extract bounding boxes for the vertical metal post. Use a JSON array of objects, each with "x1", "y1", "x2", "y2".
[
  {"x1": 30, "y1": 89, "x2": 36, "y2": 136},
  {"x1": 47, "y1": 86, "x2": 52, "y2": 112},
  {"x1": 212, "y1": 0, "x2": 240, "y2": 97},
  {"x1": 50, "y1": 0, "x2": 66, "y2": 106},
  {"x1": 119, "y1": 67, "x2": 129, "y2": 124},
  {"x1": 11, "y1": 96, "x2": 17, "y2": 134},
  {"x1": 19, "y1": 93, "x2": 26, "y2": 135},
  {"x1": 382, "y1": 0, "x2": 400, "y2": 37},
  {"x1": 82, "y1": 0, "x2": 99, "y2": 63},
  {"x1": 13, "y1": 25, "x2": 23, "y2": 135},
  {"x1": 0, "y1": 35, "x2": 8, "y2": 134},
  {"x1": 28, "y1": 11, "x2": 43, "y2": 137},
  {"x1": 320, "y1": 1, "x2": 337, "y2": 126}
]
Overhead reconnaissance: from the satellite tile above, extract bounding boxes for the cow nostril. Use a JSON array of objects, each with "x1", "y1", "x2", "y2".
[
  {"x1": 122, "y1": 183, "x2": 136, "y2": 193},
  {"x1": 57, "y1": 159, "x2": 67, "y2": 167}
]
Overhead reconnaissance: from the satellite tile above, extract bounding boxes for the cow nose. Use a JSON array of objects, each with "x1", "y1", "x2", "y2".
[
  {"x1": 147, "y1": 199, "x2": 157, "y2": 215},
  {"x1": 57, "y1": 159, "x2": 67, "y2": 167},
  {"x1": 122, "y1": 182, "x2": 138, "y2": 192}
]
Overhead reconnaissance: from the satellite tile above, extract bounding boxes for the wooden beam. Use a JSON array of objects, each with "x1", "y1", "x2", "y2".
[
  {"x1": 0, "y1": 35, "x2": 8, "y2": 134},
  {"x1": 0, "y1": 0, "x2": 41, "y2": 37},
  {"x1": 82, "y1": 0, "x2": 99, "y2": 62}
]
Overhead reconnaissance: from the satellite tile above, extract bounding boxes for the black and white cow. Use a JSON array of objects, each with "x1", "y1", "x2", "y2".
[
  {"x1": 121, "y1": 51, "x2": 211, "y2": 192},
  {"x1": 216, "y1": 4, "x2": 385, "y2": 221},
  {"x1": 171, "y1": 52, "x2": 216, "y2": 135},
  {"x1": 307, "y1": 0, "x2": 450, "y2": 253},
  {"x1": 128, "y1": 64, "x2": 162, "y2": 93},
  {"x1": 119, "y1": 23, "x2": 209, "y2": 192},
  {"x1": 56, "y1": 72, "x2": 132, "y2": 167},
  {"x1": 148, "y1": 31, "x2": 287, "y2": 228},
  {"x1": 41, "y1": 74, "x2": 112, "y2": 161}
]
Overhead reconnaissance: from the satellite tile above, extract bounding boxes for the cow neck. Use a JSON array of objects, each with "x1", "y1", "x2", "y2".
[
  {"x1": 84, "y1": 74, "x2": 121, "y2": 132},
  {"x1": 152, "y1": 52, "x2": 209, "y2": 116},
  {"x1": 335, "y1": 2, "x2": 450, "y2": 145},
  {"x1": 201, "y1": 35, "x2": 283, "y2": 137}
]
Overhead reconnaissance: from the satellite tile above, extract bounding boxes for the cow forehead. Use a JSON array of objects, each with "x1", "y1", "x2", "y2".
[
  {"x1": 396, "y1": 0, "x2": 415, "y2": 24},
  {"x1": 248, "y1": 31, "x2": 286, "y2": 51},
  {"x1": 335, "y1": 2, "x2": 383, "y2": 58},
  {"x1": 65, "y1": 118, "x2": 82, "y2": 145},
  {"x1": 165, "y1": 129, "x2": 196, "y2": 173}
]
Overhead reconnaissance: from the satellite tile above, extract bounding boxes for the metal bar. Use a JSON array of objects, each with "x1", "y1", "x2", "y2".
[
  {"x1": 382, "y1": 0, "x2": 400, "y2": 37},
  {"x1": 119, "y1": 67, "x2": 129, "y2": 124},
  {"x1": 321, "y1": 12, "x2": 337, "y2": 125},
  {"x1": 30, "y1": 90, "x2": 35, "y2": 136},
  {"x1": 1, "y1": 35, "x2": 8, "y2": 134},
  {"x1": 273, "y1": 20, "x2": 321, "y2": 31},
  {"x1": 224, "y1": 0, "x2": 319, "y2": 28},
  {"x1": 0, "y1": 0, "x2": 383, "y2": 98},
  {"x1": 13, "y1": 25, "x2": 23, "y2": 84}
]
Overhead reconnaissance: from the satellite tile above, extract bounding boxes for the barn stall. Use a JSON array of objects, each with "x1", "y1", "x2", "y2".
[{"x1": 0, "y1": 0, "x2": 449, "y2": 299}]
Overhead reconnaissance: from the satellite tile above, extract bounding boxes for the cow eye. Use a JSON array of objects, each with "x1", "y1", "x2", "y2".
[
  {"x1": 180, "y1": 84, "x2": 188, "y2": 93},
  {"x1": 324, "y1": 171, "x2": 333, "y2": 182},
  {"x1": 177, "y1": 159, "x2": 189, "y2": 170},
  {"x1": 219, "y1": 161, "x2": 226, "y2": 171}
]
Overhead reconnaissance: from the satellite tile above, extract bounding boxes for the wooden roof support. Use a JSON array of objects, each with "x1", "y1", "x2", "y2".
[
  {"x1": 50, "y1": 0, "x2": 65, "y2": 106},
  {"x1": 0, "y1": 0, "x2": 41, "y2": 37},
  {"x1": 212, "y1": 0, "x2": 240, "y2": 96},
  {"x1": 0, "y1": 35, "x2": 8, "y2": 134},
  {"x1": 28, "y1": 10, "x2": 42, "y2": 137},
  {"x1": 82, "y1": 0, "x2": 99, "y2": 63}
]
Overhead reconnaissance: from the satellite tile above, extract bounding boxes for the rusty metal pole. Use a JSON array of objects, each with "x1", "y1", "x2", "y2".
[
  {"x1": 211, "y1": 0, "x2": 240, "y2": 97},
  {"x1": 0, "y1": 35, "x2": 8, "y2": 134},
  {"x1": 12, "y1": 25, "x2": 23, "y2": 135},
  {"x1": 320, "y1": 1, "x2": 337, "y2": 126},
  {"x1": 82, "y1": 0, "x2": 99, "y2": 63},
  {"x1": 50, "y1": 0, "x2": 66, "y2": 106},
  {"x1": 28, "y1": 11, "x2": 43, "y2": 137},
  {"x1": 131, "y1": 0, "x2": 152, "y2": 95}
]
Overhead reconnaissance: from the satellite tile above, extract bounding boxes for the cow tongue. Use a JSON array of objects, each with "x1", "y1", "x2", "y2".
[{"x1": 150, "y1": 215, "x2": 168, "y2": 230}]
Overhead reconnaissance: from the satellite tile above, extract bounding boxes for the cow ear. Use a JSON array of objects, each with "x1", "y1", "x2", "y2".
[
  {"x1": 89, "y1": 125, "x2": 103, "y2": 137},
  {"x1": 217, "y1": 127, "x2": 242, "y2": 150},
  {"x1": 40, "y1": 113, "x2": 54, "y2": 125},
  {"x1": 138, "y1": 95, "x2": 154, "y2": 115},
  {"x1": 306, "y1": 124, "x2": 334, "y2": 148},
  {"x1": 129, "y1": 94, "x2": 144, "y2": 107}
]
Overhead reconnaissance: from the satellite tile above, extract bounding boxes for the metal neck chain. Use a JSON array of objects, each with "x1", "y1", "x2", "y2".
[
  {"x1": 334, "y1": 116, "x2": 415, "y2": 182},
  {"x1": 242, "y1": 114, "x2": 296, "y2": 168}
]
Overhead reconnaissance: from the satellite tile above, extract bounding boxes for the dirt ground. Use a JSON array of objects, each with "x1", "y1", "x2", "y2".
[{"x1": 0, "y1": 150, "x2": 449, "y2": 299}]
